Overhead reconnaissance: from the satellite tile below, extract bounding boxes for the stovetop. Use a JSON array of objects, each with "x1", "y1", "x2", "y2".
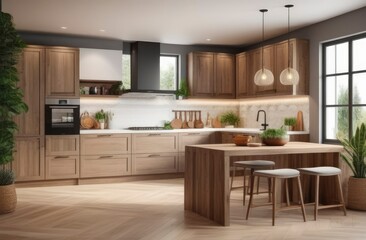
[{"x1": 127, "y1": 127, "x2": 165, "y2": 130}]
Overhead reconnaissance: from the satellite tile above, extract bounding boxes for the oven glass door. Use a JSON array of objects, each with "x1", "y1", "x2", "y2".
[{"x1": 46, "y1": 105, "x2": 80, "y2": 135}]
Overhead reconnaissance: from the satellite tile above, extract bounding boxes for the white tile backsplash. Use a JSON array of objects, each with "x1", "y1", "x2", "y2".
[{"x1": 81, "y1": 96, "x2": 309, "y2": 131}]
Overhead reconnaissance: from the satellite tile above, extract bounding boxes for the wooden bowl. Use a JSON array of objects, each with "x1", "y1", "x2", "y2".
[
  {"x1": 233, "y1": 135, "x2": 252, "y2": 146},
  {"x1": 262, "y1": 135, "x2": 289, "y2": 146}
]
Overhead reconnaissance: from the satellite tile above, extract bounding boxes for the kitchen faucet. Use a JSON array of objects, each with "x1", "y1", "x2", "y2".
[{"x1": 256, "y1": 110, "x2": 268, "y2": 130}]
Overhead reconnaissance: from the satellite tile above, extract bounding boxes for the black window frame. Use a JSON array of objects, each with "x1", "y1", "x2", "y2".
[
  {"x1": 160, "y1": 54, "x2": 180, "y2": 92},
  {"x1": 322, "y1": 32, "x2": 366, "y2": 143}
]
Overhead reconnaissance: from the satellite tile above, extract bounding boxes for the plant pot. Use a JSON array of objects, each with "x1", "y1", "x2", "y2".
[
  {"x1": 262, "y1": 135, "x2": 289, "y2": 146},
  {"x1": 0, "y1": 184, "x2": 17, "y2": 214},
  {"x1": 99, "y1": 122, "x2": 105, "y2": 129},
  {"x1": 225, "y1": 125, "x2": 234, "y2": 128},
  {"x1": 348, "y1": 177, "x2": 366, "y2": 210}
]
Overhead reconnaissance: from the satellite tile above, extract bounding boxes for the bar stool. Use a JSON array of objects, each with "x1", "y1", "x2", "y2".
[
  {"x1": 298, "y1": 166, "x2": 347, "y2": 220},
  {"x1": 246, "y1": 168, "x2": 307, "y2": 226},
  {"x1": 230, "y1": 160, "x2": 275, "y2": 205}
]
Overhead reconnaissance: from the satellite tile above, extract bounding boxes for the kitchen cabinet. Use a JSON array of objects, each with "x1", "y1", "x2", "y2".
[
  {"x1": 13, "y1": 46, "x2": 45, "y2": 182},
  {"x1": 188, "y1": 52, "x2": 235, "y2": 98},
  {"x1": 132, "y1": 153, "x2": 178, "y2": 175},
  {"x1": 274, "y1": 39, "x2": 309, "y2": 95},
  {"x1": 12, "y1": 137, "x2": 45, "y2": 181},
  {"x1": 248, "y1": 45, "x2": 275, "y2": 95},
  {"x1": 46, "y1": 47, "x2": 79, "y2": 98},
  {"x1": 132, "y1": 133, "x2": 178, "y2": 154},
  {"x1": 236, "y1": 52, "x2": 250, "y2": 98},
  {"x1": 80, "y1": 80, "x2": 123, "y2": 97},
  {"x1": 45, "y1": 135, "x2": 80, "y2": 180},
  {"x1": 80, "y1": 134, "x2": 132, "y2": 178}
]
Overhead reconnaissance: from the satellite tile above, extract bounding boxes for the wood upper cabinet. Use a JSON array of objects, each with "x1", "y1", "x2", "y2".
[
  {"x1": 274, "y1": 39, "x2": 309, "y2": 95},
  {"x1": 46, "y1": 47, "x2": 79, "y2": 98},
  {"x1": 236, "y1": 52, "x2": 249, "y2": 98},
  {"x1": 15, "y1": 46, "x2": 45, "y2": 136},
  {"x1": 188, "y1": 52, "x2": 235, "y2": 98},
  {"x1": 248, "y1": 45, "x2": 275, "y2": 95}
]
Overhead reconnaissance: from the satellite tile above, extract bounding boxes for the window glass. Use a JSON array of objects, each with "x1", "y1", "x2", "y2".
[
  {"x1": 353, "y1": 38, "x2": 366, "y2": 71},
  {"x1": 122, "y1": 54, "x2": 131, "y2": 89},
  {"x1": 325, "y1": 107, "x2": 349, "y2": 140},
  {"x1": 160, "y1": 55, "x2": 178, "y2": 91},
  {"x1": 325, "y1": 43, "x2": 348, "y2": 74},
  {"x1": 352, "y1": 106, "x2": 366, "y2": 134},
  {"x1": 325, "y1": 75, "x2": 348, "y2": 105},
  {"x1": 353, "y1": 73, "x2": 366, "y2": 104},
  {"x1": 326, "y1": 45, "x2": 335, "y2": 74}
]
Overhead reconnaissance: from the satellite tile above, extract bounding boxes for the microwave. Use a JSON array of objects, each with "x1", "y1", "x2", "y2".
[{"x1": 45, "y1": 99, "x2": 80, "y2": 135}]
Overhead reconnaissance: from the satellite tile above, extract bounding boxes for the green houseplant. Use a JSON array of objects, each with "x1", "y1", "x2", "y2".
[
  {"x1": 0, "y1": 11, "x2": 28, "y2": 214},
  {"x1": 338, "y1": 123, "x2": 366, "y2": 210},
  {"x1": 284, "y1": 117, "x2": 297, "y2": 131},
  {"x1": 260, "y1": 127, "x2": 289, "y2": 146},
  {"x1": 94, "y1": 109, "x2": 106, "y2": 129},
  {"x1": 220, "y1": 112, "x2": 240, "y2": 128},
  {"x1": 175, "y1": 79, "x2": 189, "y2": 99}
]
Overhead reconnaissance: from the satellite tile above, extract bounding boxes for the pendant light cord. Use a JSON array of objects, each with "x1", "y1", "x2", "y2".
[
  {"x1": 285, "y1": 4, "x2": 294, "y2": 69},
  {"x1": 260, "y1": 9, "x2": 268, "y2": 73}
]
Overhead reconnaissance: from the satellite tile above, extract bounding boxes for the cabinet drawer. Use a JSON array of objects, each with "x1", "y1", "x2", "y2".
[
  {"x1": 80, "y1": 134, "x2": 131, "y2": 155},
  {"x1": 46, "y1": 155, "x2": 79, "y2": 179},
  {"x1": 132, "y1": 153, "x2": 178, "y2": 175},
  {"x1": 80, "y1": 155, "x2": 131, "y2": 178},
  {"x1": 178, "y1": 132, "x2": 211, "y2": 152},
  {"x1": 46, "y1": 135, "x2": 79, "y2": 156},
  {"x1": 132, "y1": 133, "x2": 178, "y2": 153},
  {"x1": 178, "y1": 153, "x2": 185, "y2": 173}
]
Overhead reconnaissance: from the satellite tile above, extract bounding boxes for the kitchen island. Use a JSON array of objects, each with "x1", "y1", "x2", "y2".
[{"x1": 184, "y1": 142, "x2": 347, "y2": 226}]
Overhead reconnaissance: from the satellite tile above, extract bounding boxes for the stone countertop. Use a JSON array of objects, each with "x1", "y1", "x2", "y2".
[{"x1": 80, "y1": 128, "x2": 309, "y2": 135}]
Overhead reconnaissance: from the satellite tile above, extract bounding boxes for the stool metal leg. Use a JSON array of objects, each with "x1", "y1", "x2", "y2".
[
  {"x1": 272, "y1": 177, "x2": 277, "y2": 226},
  {"x1": 337, "y1": 174, "x2": 347, "y2": 216},
  {"x1": 230, "y1": 166, "x2": 237, "y2": 193},
  {"x1": 245, "y1": 171, "x2": 256, "y2": 220},
  {"x1": 285, "y1": 179, "x2": 290, "y2": 206},
  {"x1": 314, "y1": 175, "x2": 320, "y2": 220},
  {"x1": 243, "y1": 167, "x2": 247, "y2": 205},
  {"x1": 297, "y1": 176, "x2": 307, "y2": 222}
]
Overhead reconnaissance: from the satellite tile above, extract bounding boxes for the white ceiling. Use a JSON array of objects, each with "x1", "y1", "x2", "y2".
[{"x1": 3, "y1": 0, "x2": 366, "y2": 46}]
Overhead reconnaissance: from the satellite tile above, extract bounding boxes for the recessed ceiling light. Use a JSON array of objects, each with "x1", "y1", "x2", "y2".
[
  {"x1": 206, "y1": 38, "x2": 211, "y2": 42},
  {"x1": 60, "y1": 26, "x2": 67, "y2": 29},
  {"x1": 99, "y1": 29, "x2": 106, "y2": 32}
]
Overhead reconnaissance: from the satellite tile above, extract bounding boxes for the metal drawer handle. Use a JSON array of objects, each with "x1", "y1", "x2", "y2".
[
  {"x1": 55, "y1": 156, "x2": 69, "y2": 159},
  {"x1": 99, "y1": 156, "x2": 113, "y2": 159},
  {"x1": 148, "y1": 134, "x2": 161, "y2": 136},
  {"x1": 148, "y1": 154, "x2": 161, "y2": 157},
  {"x1": 188, "y1": 133, "x2": 200, "y2": 135},
  {"x1": 97, "y1": 135, "x2": 112, "y2": 137}
]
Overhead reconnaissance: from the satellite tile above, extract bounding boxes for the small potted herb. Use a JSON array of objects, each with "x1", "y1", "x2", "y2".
[
  {"x1": 284, "y1": 117, "x2": 297, "y2": 131},
  {"x1": 220, "y1": 112, "x2": 240, "y2": 128},
  {"x1": 260, "y1": 127, "x2": 289, "y2": 146},
  {"x1": 95, "y1": 109, "x2": 106, "y2": 129},
  {"x1": 176, "y1": 79, "x2": 189, "y2": 100}
]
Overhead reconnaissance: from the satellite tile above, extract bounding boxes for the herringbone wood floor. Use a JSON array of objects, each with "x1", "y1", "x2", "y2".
[{"x1": 0, "y1": 178, "x2": 365, "y2": 240}]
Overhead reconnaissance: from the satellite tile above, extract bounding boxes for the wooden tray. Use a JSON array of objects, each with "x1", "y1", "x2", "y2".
[{"x1": 80, "y1": 112, "x2": 95, "y2": 129}]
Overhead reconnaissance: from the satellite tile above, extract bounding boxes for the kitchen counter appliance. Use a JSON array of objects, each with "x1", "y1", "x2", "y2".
[{"x1": 45, "y1": 98, "x2": 80, "y2": 135}]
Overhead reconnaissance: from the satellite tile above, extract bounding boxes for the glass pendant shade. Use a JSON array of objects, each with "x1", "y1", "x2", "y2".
[
  {"x1": 280, "y1": 67, "x2": 299, "y2": 85},
  {"x1": 254, "y1": 68, "x2": 274, "y2": 86}
]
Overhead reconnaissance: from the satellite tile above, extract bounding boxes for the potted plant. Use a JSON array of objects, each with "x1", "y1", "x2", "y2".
[
  {"x1": 284, "y1": 117, "x2": 297, "y2": 131},
  {"x1": 175, "y1": 79, "x2": 189, "y2": 100},
  {"x1": 0, "y1": 11, "x2": 28, "y2": 214},
  {"x1": 220, "y1": 112, "x2": 240, "y2": 128},
  {"x1": 338, "y1": 123, "x2": 366, "y2": 210},
  {"x1": 260, "y1": 127, "x2": 289, "y2": 146},
  {"x1": 94, "y1": 109, "x2": 106, "y2": 129}
]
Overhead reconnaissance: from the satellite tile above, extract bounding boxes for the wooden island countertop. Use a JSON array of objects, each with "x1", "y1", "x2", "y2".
[{"x1": 184, "y1": 142, "x2": 348, "y2": 226}]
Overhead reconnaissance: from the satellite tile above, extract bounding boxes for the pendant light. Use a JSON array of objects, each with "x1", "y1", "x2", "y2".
[
  {"x1": 279, "y1": 4, "x2": 299, "y2": 91},
  {"x1": 254, "y1": 9, "x2": 274, "y2": 86}
]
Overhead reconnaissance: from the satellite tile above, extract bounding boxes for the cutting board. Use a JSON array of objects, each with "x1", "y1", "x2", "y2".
[
  {"x1": 212, "y1": 117, "x2": 222, "y2": 128},
  {"x1": 294, "y1": 111, "x2": 304, "y2": 131}
]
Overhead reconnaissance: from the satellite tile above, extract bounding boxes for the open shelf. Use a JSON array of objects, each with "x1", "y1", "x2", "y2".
[{"x1": 80, "y1": 79, "x2": 123, "y2": 97}]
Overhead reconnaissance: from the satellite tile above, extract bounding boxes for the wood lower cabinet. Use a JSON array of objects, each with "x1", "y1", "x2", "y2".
[
  {"x1": 80, "y1": 155, "x2": 131, "y2": 178},
  {"x1": 45, "y1": 135, "x2": 80, "y2": 180},
  {"x1": 46, "y1": 47, "x2": 79, "y2": 98},
  {"x1": 132, "y1": 133, "x2": 178, "y2": 154},
  {"x1": 80, "y1": 134, "x2": 132, "y2": 178},
  {"x1": 132, "y1": 153, "x2": 179, "y2": 175},
  {"x1": 13, "y1": 137, "x2": 45, "y2": 181},
  {"x1": 188, "y1": 52, "x2": 235, "y2": 99}
]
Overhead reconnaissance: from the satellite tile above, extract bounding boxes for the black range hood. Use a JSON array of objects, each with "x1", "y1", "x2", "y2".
[{"x1": 131, "y1": 41, "x2": 162, "y2": 93}]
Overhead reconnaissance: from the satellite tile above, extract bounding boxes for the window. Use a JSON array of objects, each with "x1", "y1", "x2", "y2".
[
  {"x1": 122, "y1": 54, "x2": 131, "y2": 89},
  {"x1": 160, "y1": 55, "x2": 179, "y2": 91},
  {"x1": 322, "y1": 33, "x2": 366, "y2": 142}
]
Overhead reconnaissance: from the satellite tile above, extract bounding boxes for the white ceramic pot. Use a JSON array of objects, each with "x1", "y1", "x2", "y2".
[{"x1": 100, "y1": 122, "x2": 105, "y2": 129}]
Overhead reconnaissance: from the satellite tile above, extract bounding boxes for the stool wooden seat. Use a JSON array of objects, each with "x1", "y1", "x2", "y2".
[
  {"x1": 230, "y1": 160, "x2": 275, "y2": 205},
  {"x1": 246, "y1": 168, "x2": 307, "y2": 226},
  {"x1": 298, "y1": 166, "x2": 347, "y2": 220}
]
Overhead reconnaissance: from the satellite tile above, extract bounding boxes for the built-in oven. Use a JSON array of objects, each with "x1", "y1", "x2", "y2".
[{"x1": 45, "y1": 99, "x2": 80, "y2": 135}]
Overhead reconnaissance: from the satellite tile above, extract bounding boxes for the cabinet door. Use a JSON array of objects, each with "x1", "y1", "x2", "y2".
[
  {"x1": 188, "y1": 52, "x2": 214, "y2": 97},
  {"x1": 178, "y1": 132, "x2": 212, "y2": 152},
  {"x1": 14, "y1": 46, "x2": 45, "y2": 136},
  {"x1": 178, "y1": 153, "x2": 185, "y2": 172},
  {"x1": 275, "y1": 40, "x2": 294, "y2": 94},
  {"x1": 80, "y1": 134, "x2": 131, "y2": 155},
  {"x1": 132, "y1": 133, "x2": 178, "y2": 154},
  {"x1": 46, "y1": 47, "x2": 79, "y2": 98},
  {"x1": 236, "y1": 52, "x2": 249, "y2": 98},
  {"x1": 249, "y1": 46, "x2": 275, "y2": 95},
  {"x1": 80, "y1": 155, "x2": 131, "y2": 178},
  {"x1": 46, "y1": 155, "x2": 79, "y2": 179},
  {"x1": 215, "y1": 53, "x2": 235, "y2": 98},
  {"x1": 46, "y1": 135, "x2": 79, "y2": 156},
  {"x1": 12, "y1": 137, "x2": 45, "y2": 181},
  {"x1": 132, "y1": 153, "x2": 179, "y2": 175}
]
